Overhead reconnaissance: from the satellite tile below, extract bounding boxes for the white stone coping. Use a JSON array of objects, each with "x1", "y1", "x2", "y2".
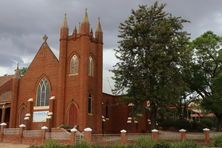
[
  {"x1": 70, "y1": 128, "x2": 77, "y2": 133},
  {"x1": 19, "y1": 124, "x2": 26, "y2": 128},
  {"x1": 127, "y1": 117, "x2": 132, "y2": 120},
  {"x1": 134, "y1": 120, "x2": 138, "y2": 123},
  {"x1": 48, "y1": 112, "x2": 53, "y2": 116},
  {"x1": 128, "y1": 103, "x2": 135, "y2": 107},
  {"x1": 84, "y1": 127, "x2": 92, "y2": 132},
  {"x1": 151, "y1": 129, "x2": 159, "y2": 133},
  {"x1": 0, "y1": 122, "x2": 7, "y2": 126},
  {"x1": 46, "y1": 116, "x2": 52, "y2": 119},
  {"x1": 127, "y1": 120, "x2": 132, "y2": 123},
  {"x1": 24, "y1": 117, "x2": 30, "y2": 120},
  {"x1": 28, "y1": 98, "x2": 33, "y2": 102},
  {"x1": 41, "y1": 126, "x2": 48, "y2": 130},
  {"x1": 120, "y1": 129, "x2": 127, "y2": 133},
  {"x1": 49, "y1": 96, "x2": 56, "y2": 100},
  {"x1": 25, "y1": 113, "x2": 31, "y2": 117},
  {"x1": 179, "y1": 129, "x2": 187, "y2": 132},
  {"x1": 203, "y1": 128, "x2": 210, "y2": 132}
]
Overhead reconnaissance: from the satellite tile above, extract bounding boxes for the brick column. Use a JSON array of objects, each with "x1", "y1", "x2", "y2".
[
  {"x1": 0, "y1": 123, "x2": 6, "y2": 142},
  {"x1": 49, "y1": 96, "x2": 55, "y2": 128},
  {"x1": 120, "y1": 129, "x2": 127, "y2": 144},
  {"x1": 70, "y1": 128, "x2": 77, "y2": 144},
  {"x1": 27, "y1": 98, "x2": 34, "y2": 129},
  {"x1": 83, "y1": 128, "x2": 92, "y2": 143},
  {"x1": 46, "y1": 115, "x2": 52, "y2": 132},
  {"x1": 179, "y1": 129, "x2": 187, "y2": 141},
  {"x1": 203, "y1": 128, "x2": 210, "y2": 144},
  {"x1": 151, "y1": 129, "x2": 159, "y2": 141},
  {"x1": 1, "y1": 105, "x2": 6, "y2": 123},
  {"x1": 24, "y1": 116, "x2": 30, "y2": 129},
  {"x1": 19, "y1": 124, "x2": 26, "y2": 143},
  {"x1": 41, "y1": 126, "x2": 48, "y2": 144}
]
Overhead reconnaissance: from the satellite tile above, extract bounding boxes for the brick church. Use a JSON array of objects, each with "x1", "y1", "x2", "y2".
[{"x1": 0, "y1": 11, "x2": 149, "y2": 133}]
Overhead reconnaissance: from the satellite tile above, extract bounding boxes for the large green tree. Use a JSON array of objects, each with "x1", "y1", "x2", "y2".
[
  {"x1": 112, "y1": 2, "x2": 191, "y2": 129},
  {"x1": 202, "y1": 74, "x2": 222, "y2": 131},
  {"x1": 184, "y1": 31, "x2": 222, "y2": 98},
  {"x1": 185, "y1": 31, "x2": 222, "y2": 131}
]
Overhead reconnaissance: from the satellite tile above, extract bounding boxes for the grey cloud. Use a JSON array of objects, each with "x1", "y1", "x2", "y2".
[{"x1": 1, "y1": 0, "x2": 222, "y2": 93}]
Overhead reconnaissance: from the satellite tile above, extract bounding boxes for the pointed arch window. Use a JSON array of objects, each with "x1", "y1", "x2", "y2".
[
  {"x1": 88, "y1": 56, "x2": 94, "y2": 76},
  {"x1": 70, "y1": 55, "x2": 79, "y2": 75},
  {"x1": 88, "y1": 94, "x2": 93, "y2": 114},
  {"x1": 36, "y1": 78, "x2": 51, "y2": 106}
]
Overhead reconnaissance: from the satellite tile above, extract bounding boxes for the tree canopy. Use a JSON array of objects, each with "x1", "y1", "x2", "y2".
[{"x1": 112, "y1": 2, "x2": 191, "y2": 128}]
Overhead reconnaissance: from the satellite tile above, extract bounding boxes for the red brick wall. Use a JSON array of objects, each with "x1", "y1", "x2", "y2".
[
  {"x1": 102, "y1": 93, "x2": 149, "y2": 133},
  {"x1": 15, "y1": 43, "x2": 59, "y2": 128}
]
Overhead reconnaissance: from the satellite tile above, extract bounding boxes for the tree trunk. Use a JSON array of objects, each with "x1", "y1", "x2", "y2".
[
  {"x1": 150, "y1": 103, "x2": 157, "y2": 130},
  {"x1": 216, "y1": 116, "x2": 222, "y2": 131}
]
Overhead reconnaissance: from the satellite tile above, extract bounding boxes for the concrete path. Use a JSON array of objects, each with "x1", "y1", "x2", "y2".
[{"x1": 0, "y1": 143, "x2": 30, "y2": 148}]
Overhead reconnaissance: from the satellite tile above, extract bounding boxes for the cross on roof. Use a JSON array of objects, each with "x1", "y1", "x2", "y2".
[{"x1": 42, "y1": 35, "x2": 48, "y2": 42}]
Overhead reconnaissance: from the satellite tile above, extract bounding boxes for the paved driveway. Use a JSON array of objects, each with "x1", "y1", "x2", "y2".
[{"x1": 0, "y1": 143, "x2": 29, "y2": 148}]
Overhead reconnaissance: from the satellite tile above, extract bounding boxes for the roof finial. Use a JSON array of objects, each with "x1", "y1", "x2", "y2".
[
  {"x1": 42, "y1": 34, "x2": 48, "y2": 43},
  {"x1": 15, "y1": 62, "x2": 21, "y2": 79},
  {"x1": 96, "y1": 17, "x2": 102, "y2": 32}
]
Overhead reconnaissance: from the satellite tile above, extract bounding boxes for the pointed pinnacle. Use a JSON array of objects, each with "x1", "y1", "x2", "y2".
[
  {"x1": 62, "y1": 13, "x2": 68, "y2": 28},
  {"x1": 82, "y1": 8, "x2": 89, "y2": 23},
  {"x1": 96, "y1": 17, "x2": 102, "y2": 32}
]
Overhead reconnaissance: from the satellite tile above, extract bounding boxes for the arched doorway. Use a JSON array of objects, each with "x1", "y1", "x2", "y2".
[{"x1": 68, "y1": 104, "x2": 78, "y2": 126}]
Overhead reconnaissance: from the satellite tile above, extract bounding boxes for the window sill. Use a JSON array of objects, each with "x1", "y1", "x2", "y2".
[
  {"x1": 34, "y1": 106, "x2": 49, "y2": 110},
  {"x1": 88, "y1": 113, "x2": 93, "y2": 116},
  {"x1": 69, "y1": 73, "x2": 78, "y2": 76}
]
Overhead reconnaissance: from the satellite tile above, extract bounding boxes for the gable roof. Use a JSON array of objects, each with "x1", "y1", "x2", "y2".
[
  {"x1": 0, "y1": 75, "x2": 14, "y2": 87},
  {"x1": 23, "y1": 41, "x2": 59, "y2": 76}
]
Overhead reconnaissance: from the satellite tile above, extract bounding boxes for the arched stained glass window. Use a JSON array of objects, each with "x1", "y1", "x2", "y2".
[
  {"x1": 70, "y1": 55, "x2": 79, "y2": 74},
  {"x1": 88, "y1": 94, "x2": 92, "y2": 114},
  {"x1": 36, "y1": 78, "x2": 51, "y2": 106},
  {"x1": 88, "y1": 56, "x2": 94, "y2": 76}
]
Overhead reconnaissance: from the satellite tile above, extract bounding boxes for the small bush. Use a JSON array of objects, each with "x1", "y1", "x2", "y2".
[
  {"x1": 213, "y1": 135, "x2": 222, "y2": 147},
  {"x1": 42, "y1": 139, "x2": 64, "y2": 148},
  {"x1": 135, "y1": 136, "x2": 156, "y2": 148},
  {"x1": 172, "y1": 140, "x2": 200, "y2": 148},
  {"x1": 160, "y1": 119, "x2": 192, "y2": 131},
  {"x1": 153, "y1": 141, "x2": 171, "y2": 148},
  {"x1": 105, "y1": 143, "x2": 128, "y2": 148}
]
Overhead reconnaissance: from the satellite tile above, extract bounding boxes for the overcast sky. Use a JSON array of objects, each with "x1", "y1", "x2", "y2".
[{"x1": 0, "y1": 0, "x2": 222, "y2": 94}]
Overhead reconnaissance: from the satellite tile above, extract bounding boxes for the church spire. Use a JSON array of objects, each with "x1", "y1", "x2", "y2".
[
  {"x1": 82, "y1": 8, "x2": 89, "y2": 23},
  {"x1": 61, "y1": 13, "x2": 68, "y2": 28},
  {"x1": 96, "y1": 17, "x2": 102, "y2": 33},
  {"x1": 95, "y1": 17, "x2": 103, "y2": 43},
  {"x1": 60, "y1": 13, "x2": 69, "y2": 39},
  {"x1": 80, "y1": 9, "x2": 90, "y2": 35}
]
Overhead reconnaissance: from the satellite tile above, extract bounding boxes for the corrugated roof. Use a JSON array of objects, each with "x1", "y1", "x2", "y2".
[{"x1": 0, "y1": 75, "x2": 14, "y2": 87}]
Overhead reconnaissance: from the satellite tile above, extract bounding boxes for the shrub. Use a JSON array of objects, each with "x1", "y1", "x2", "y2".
[
  {"x1": 152, "y1": 142, "x2": 171, "y2": 148},
  {"x1": 134, "y1": 136, "x2": 156, "y2": 148},
  {"x1": 42, "y1": 139, "x2": 64, "y2": 148},
  {"x1": 213, "y1": 135, "x2": 222, "y2": 147},
  {"x1": 160, "y1": 119, "x2": 192, "y2": 131},
  {"x1": 172, "y1": 141, "x2": 200, "y2": 148},
  {"x1": 105, "y1": 143, "x2": 128, "y2": 148},
  {"x1": 59, "y1": 124, "x2": 73, "y2": 130}
]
